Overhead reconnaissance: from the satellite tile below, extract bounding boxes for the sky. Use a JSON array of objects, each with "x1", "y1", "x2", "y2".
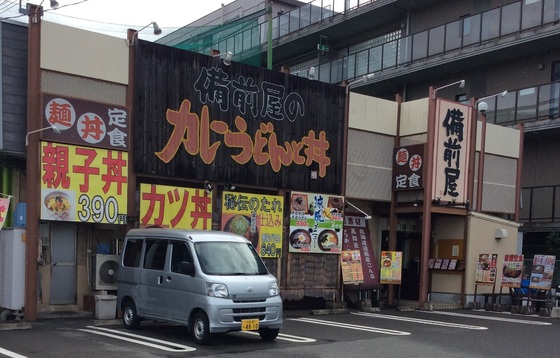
[{"x1": 0, "y1": 0, "x2": 236, "y2": 41}]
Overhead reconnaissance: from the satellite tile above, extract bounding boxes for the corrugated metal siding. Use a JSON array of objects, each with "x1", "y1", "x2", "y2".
[
  {"x1": 346, "y1": 129, "x2": 393, "y2": 201},
  {"x1": 481, "y1": 154, "x2": 517, "y2": 213},
  {"x1": 1, "y1": 22, "x2": 28, "y2": 154},
  {"x1": 41, "y1": 71, "x2": 127, "y2": 106}
]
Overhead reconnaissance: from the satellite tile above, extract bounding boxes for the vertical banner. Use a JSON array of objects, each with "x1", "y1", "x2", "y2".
[
  {"x1": 341, "y1": 250, "x2": 364, "y2": 284},
  {"x1": 0, "y1": 196, "x2": 11, "y2": 230},
  {"x1": 342, "y1": 213, "x2": 380, "y2": 288},
  {"x1": 475, "y1": 253, "x2": 497, "y2": 284},
  {"x1": 221, "y1": 191, "x2": 284, "y2": 258},
  {"x1": 529, "y1": 254, "x2": 556, "y2": 290},
  {"x1": 500, "y1": 254, "x2": 524, "y2": 288},
  {"x1": 380, "y1": 251, "x2": 402, "y2": 284},
  {"x1": 139, "y1": 183, "x2": 212, "y2": 230},
  {"x1": 432, "y1": 100, "x2": 472, "y2": 204},
  {"x1": 288, "y1": 191, "x2": 344, "y2": 254}
]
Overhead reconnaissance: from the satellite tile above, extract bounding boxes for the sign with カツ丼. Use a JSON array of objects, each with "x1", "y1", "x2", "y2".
[{"x1": 139, "y1": 183, "x2": 212, "y2": 230}]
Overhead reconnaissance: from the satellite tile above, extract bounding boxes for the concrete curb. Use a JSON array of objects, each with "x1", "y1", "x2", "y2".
[{"x1": 0, "y1": 322, "x2": 32, "y2": 331}]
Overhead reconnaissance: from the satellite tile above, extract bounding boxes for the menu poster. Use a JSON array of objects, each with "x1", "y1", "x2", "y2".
[
  {"x1": 288, "y1": 192, "x2": 344, "y2": 254},
  {"x1": 433, "y1": 258, "x2": 442, "y2": 269},
  {"x1": 476, "y1": 253, "x2": 497, "y2": 283},
  {"x1": 341, "y1": 250, "x2": 364, "y2": 285},
  {"x1": 380, "y1": 251, "x2": 402, "y2": 284},
  {"x1": 428, "y1": 258, "x2": 435, "y2": 269},
  {"x1": 500, "y1": 254, "x2": 524, "y2": 288},
  {"x1": 529, "y1": 254, "x2": 556, "y2": 290},
  {"x1": 448, "y1": 259, "x2": 458, "y2": 270},
  {"x1": 441, "y1": 259, "x2": 450, "y2": 270}
]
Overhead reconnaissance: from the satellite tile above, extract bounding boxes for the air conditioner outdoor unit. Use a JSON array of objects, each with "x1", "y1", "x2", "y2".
[{"x1": 91, "y1": 254, "x2": 119, "y2": 291}]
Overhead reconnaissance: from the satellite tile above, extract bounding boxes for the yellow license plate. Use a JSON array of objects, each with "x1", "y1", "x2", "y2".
[{"x1": 241, "y1": 319, "x2": 259, "y2": 331}]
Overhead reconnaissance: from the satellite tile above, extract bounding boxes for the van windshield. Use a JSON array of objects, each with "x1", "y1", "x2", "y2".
[{"x1": 194, "y1": 241, "x2": 268, "y2": 275}]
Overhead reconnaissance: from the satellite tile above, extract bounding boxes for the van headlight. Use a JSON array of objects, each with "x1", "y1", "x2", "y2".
[
  {"x1": 207, "y1": 282, "x2": 229, "y2": 298},
  {"x1": 269, "y1": 282, "x2": 279, "y2": 296}
]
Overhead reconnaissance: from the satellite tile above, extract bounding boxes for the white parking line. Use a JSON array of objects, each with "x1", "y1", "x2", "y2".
[
  {"x1": 289, "y1": 317, "x2": 411, "y2": 335},
  {"x1": 419, "y1": 310, "x2": 553, "y2": 325},
  {"x1": 0, "y1": 347, "x2": 27, "y2": 358},
  {"x1": 352, "y1": 312, "x2": 488, "y2": 330},
  {"x1": 78, "y1": 326, "x2": 196, "y2": 352},
  {"x1": 240, "y1": 331, "x2": 316, "y2": 342}
]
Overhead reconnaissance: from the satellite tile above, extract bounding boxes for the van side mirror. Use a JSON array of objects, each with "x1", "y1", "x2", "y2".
[{"x1": 180, "y1": 261, "x2": 195, "y2": 276}]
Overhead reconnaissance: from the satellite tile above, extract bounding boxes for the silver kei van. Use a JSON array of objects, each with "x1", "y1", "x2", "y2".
[{"x1": 116, "y1": 228, "x2": 283, "y2": 345}]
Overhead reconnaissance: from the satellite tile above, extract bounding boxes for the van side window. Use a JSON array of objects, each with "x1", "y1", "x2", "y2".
[
  {"x1": 123, "y1": 239, "x2": 143, "y2": 267},
  {"x1": 171, "y1": 242, "x2": 193, "y2": 274},
  {"x1": 144, "y1": 239, "x2": 168, "y2": 270}
]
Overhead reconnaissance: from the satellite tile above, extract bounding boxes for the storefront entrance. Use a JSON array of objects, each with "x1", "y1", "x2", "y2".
[{"x1": 382, "y1": 231, "x2": 422, "y2": 300}]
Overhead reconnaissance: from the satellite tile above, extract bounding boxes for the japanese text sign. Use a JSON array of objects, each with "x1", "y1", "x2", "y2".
[
  {"x1": 40, "y1": 142, "x2": 128, "y2": 224},
  {"x1": 139, "y1": 183, "x2": 212, "y2": 230},
  {"x1": 133, "y1": 43, "x2": 346, "y2": 194},
  {"x1": 42, "y1": 93, "x2": 130, "y2": 150},
  {"x1": 529, "y1": 254, "x2": 556, "y2": 290},
  {"x1": 342, "y1": 213, "x2": 380, "y2": 288},
  {"x1": 501, "y1": 254, "x2": 524, "y2": 288},
  {"x1": 221, "y1": 191, "x2": 284, "y2": 258},
  {"x1": 392, "y1": 144, "x2": 424, "y2": 191},
  {"x1": 475, "y1": 253, "x2": 497, "y2": 284},
  {"x1": 380, "y1": 251, "x2": 402, "y2": 284},
  {"x1": 288, "y1": 192, "x2": 344, "y2": 254},
  {"x1": 432, "y1": 99, "x2": 472, "y2": 204},
  {"x1": 341, "y1": 250, "x2": 364, "y2": 285}
]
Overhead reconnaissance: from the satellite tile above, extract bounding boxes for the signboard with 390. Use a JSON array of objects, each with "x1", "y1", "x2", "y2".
[{"x1": 40, "y1": 142, "x2": 128, "y2": 224}]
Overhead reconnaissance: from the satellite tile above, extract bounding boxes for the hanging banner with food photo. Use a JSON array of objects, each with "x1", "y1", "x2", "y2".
[
  {"x1": 0, "y1": 195, "x2": 10, "y2": 231},
  {"x1": 221, "y1": 191, "x2": 284, "y2": 258},
  {"x1": 529, "y1": 254, "x2": 556, "y2": 290},
  {"x1": 500, "y1": 254, "x2": 524, "y2": 288},
  {"x1": 379, "y1": 251, "x2": 402, "y2": 284},
  {"x1": 288, "y1": 191, "x2": 344, "y2": 254},
  {"x1": 475, "y1": 253, "x2": 497, "y2": 284}
]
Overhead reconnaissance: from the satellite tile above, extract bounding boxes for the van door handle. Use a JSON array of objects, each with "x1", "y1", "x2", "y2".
[{"x1": 158, "y1": 276, "x2": 163, "y2": 284}]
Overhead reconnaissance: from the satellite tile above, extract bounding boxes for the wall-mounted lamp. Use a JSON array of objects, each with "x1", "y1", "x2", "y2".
[
  {"x1": 126, "y1": 21, "x2": 162, "y2": 47},
  {"x1": 433, "y1": 197, "x2": 442, "y2": 205},
  {"x1": 475, "y1": 90, "x2": 508, "y2": 113},
  {"x1": 25, "y1": 124, "x2": 60, "y2": 146},
  {"x1": 432, "y1": 80, "x2": 465, "y2": 99},
  {"x1": 346, "y1": 73, "x2": 375, "y2": 94},
  {"x1": 204, "y1": 181, "x2": 213, "y2": 194},
  {"x1": 225, "y1": 182, "x2": 236, "y2": 191},
  {"x1": 212, "y1": 51, "x2": 233, "y2": 66},
  {"x1": 495, "y1": 228, "x2": 508, "y2": 240},
  {"x1": 346, "y1": 200, "x2": 372, "y2": 220}
]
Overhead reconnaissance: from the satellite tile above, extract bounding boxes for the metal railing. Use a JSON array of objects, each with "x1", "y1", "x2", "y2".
[{"x1": 520, "y1": 185, "x2": 560, "y2": 223}]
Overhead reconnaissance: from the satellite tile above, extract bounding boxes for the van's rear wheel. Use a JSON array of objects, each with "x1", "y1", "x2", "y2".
[
  {"x1": 191, "y1": 312, "x2": 211, "y2": 345},
  {"x1": 122, "y1": 300, "x2": 141, "y2": 330},
  {"x1": 258, "y1": 328, "x2": 279, "y2": 341}
]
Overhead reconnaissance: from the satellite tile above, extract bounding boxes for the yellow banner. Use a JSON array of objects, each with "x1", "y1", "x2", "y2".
[
  {"x1": 40, "y1": 142, "x2": 128, "y2": 224},
  {"x1": 139, "y1": 183, "x2": 212, "y2": 230},
  {"x1": 221, "y1": 191, "x2": 284, "y2": 258},
  {"x1": 380, "y1": 251, "x2": 402, "y2": 284}
]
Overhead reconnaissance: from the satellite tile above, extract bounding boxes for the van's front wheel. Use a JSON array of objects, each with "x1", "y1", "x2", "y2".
[
  {"x1": 258, "y1": 328, "x2": 279, "y2": 341},
  {"x1": 191, "y1": 311, "x2": 211, "y2": 345},
  {"x1": 122, "y1": 300, "x2": 141, "y2": 330}
]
